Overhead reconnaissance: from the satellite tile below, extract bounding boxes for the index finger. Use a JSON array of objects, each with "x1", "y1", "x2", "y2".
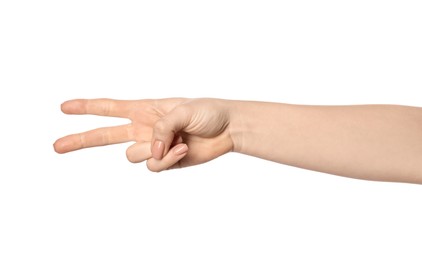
[{"x1": 61, "y1": 98, "x2": 135, "y2": 118}]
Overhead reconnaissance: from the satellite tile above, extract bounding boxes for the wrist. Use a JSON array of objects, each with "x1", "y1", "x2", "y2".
[
  {"x1": 227, "y1": 100, "x2": 291, "y2": 160},
  {"x1": 227, "y1": 100, "x2": 247, "y2": 154}
]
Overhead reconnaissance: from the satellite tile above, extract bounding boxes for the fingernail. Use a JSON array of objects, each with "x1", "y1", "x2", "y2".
[
  {"x1": 174, "y1": 144, "x2": 188, "y2": 155},
  {"x1": 152, "y1": 140, "x2": 164, "y2": 159}
]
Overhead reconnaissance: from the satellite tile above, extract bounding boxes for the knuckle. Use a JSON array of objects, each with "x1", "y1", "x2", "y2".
[
  {"x1": 126, "y1": 149, "x2": 137, "y2": 163},
  {"x1": 153, "y1": 120, "x2": 167, "y2": 134},
  {"x1": 78, "y1": 133, "x2": 86, "y2": 148},
  {"x1": 174, "y1": 105, "x2": 191, "y2": 118},
  {"x1": 146, "y1": 160, "x2": 161, "y2": 173},
  {"x1": 171, "y1": 161, "x2": 182, "y2": 170},
  {"x1": 101, "y1": 129, "x2": 111, "y2": 145},
  {"x1": 99, "y1": 98, "x2": 112, "y2": 116}
]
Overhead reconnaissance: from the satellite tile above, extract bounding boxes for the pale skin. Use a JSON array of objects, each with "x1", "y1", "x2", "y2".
[{"x1": 54, "y1": 98, "x2": 422, "y2": 184}]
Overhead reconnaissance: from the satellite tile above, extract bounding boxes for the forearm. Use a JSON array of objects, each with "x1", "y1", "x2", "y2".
[{"x1": 228, "y1": 101, "x2": 422, "y2": 184}]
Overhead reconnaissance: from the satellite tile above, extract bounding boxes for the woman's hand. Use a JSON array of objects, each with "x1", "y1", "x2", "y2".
[
  {"x1": 55, "y1": 98, "x2": 422, "y2": 183},
  {"x1": 54, "y1": 98, "x2": 234, "y2": 172}
]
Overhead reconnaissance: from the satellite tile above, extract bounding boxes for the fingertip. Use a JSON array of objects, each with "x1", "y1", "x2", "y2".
[
  {"x1": 60, "y1": 99, "x2": 84, "y2": 114},
  {"x1": 126, "y1": 148, "x2": 136, "y2": 163},
  {"x1": 126, "y1": 142, "x2": 151, "y2": 163},
  {"x1": 146, "y1": 143, "x2": 188, "y2": 172},
  {"x1": 173, "y1": 143, "x2": 188, "y2": 156},
  {"x1": 53, "y1": 139, "x2": 66, "y2": 154},
  {"x1": 53, "y1": 138, "x2": 72, "y2": 154},
  {"x1": 60, "y1": 102, "x2": 65, "y2": 112},
  {"x1": 151, "y1": 140, "x2": 165, "y2": 160},
  {"x1": 60, "y1": 100, "x2": 71, "y2": 114}
]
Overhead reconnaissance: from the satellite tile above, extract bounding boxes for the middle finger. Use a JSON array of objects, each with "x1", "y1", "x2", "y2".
[{"x1": 54, "y1": 124, "x2": 133, "y2": 153}]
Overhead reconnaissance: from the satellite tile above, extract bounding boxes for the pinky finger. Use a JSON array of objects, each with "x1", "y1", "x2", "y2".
[{"x1": 146, "y1": 143, "x2": 188, "y2": 172}]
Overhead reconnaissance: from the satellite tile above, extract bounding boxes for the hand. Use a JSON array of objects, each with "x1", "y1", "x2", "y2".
[{"x1": 54, "y1": 98, "x2": 234, "y2": 172}]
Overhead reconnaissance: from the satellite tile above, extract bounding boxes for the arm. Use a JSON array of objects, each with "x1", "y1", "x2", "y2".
[
  {"x1": 228, "y1": 101, "x2": 422, "y2": 184},
  {"x1": 54, "y1": 98, "x2": 422, "y2": 184}
]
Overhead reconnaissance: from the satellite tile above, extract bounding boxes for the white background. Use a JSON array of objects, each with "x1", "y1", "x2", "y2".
[{"x1": 1, "y1": 0, "x2": 421, "y2": 259}]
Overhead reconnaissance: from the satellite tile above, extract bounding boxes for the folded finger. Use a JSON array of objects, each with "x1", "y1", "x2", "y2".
[
  {"x1": 146, "y1": 143, "x2": 189, "y2": 172},
  {"x1": 54, "y1": 124, "x2": 132, "y2": 153},
  {"x1": 126, "y1": 142, "x2": 152, "y2": 163}
]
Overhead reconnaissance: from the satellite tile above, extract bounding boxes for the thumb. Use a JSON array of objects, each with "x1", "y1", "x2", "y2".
[{"x1": 151, "y1": 105, "x2": 192, "y2": 160}]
